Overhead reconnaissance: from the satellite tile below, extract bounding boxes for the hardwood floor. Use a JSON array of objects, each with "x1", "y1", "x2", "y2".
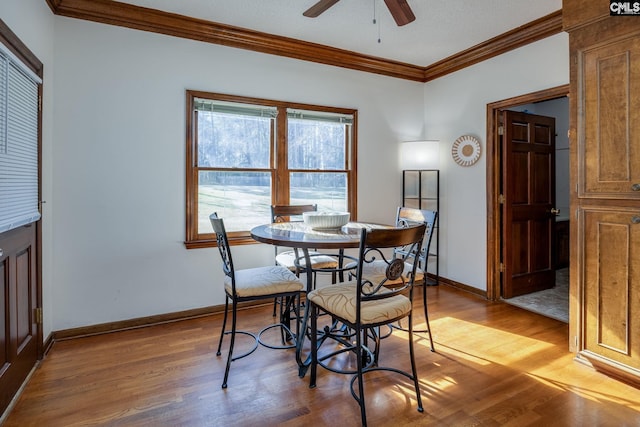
[{"x1": 3, "y1": 285, "x2": 640, "y2": 426}]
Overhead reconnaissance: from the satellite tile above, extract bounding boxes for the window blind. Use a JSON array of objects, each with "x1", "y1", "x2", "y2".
[
  {"x1": 287, "y1": 108, "x2": 353, "y2": 124},
  {"x1": 0, "y1": 46, "x2": 41, "y2": 233},
  {"x1": 194, "y1": 98, "x2": 278, "y2": 118}
]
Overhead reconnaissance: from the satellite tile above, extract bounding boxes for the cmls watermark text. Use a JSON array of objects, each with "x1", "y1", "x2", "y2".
[{"x1": 610, "y1": 1, "x2": 640, "y2": 15}]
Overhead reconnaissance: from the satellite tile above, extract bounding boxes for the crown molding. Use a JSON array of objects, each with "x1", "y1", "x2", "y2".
[
  {"x1": 46, "y1": 0, "x2": 425, "y2": 81},
  {"x1": 423, "y1": 10, "x2": 563, "y2": 82},
  {"x1": 47, "y1": 0, "x2": 562, "y2": 83}
]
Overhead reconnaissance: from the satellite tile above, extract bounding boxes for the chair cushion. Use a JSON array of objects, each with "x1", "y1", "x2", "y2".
[
  {"x1": 225, "y1": 265, "x2": 304, "y2": 298},
  {"x1": 345, "y1": 260, "x2": 424, "y2": 284},
  {"x1": 276, "y1": 250, "x2": 339, "y2": 270},
  {"x1": 307, "y1": 282, "x2": 411, "y2": 325}
]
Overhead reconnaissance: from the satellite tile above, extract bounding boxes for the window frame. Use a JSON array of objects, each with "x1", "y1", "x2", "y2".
[{"x1": 185, "y1": 90, "x2": 358, "y2": 249}]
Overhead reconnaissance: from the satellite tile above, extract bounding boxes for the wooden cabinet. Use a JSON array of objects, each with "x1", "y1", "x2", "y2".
[
  {"x1": 402, "y1": 169, "x2": 439, "y2": 285},
  {"x1": 582, "y1": 208, "x2": 640, "y2": 372},
  {"x1": 564, "y1": 0, "x2": 640, "y2": 385},
  {"x1": 580, "y1": 36, "x2": 640, "y2": 198},
  {"x1": 562, "y1": 0, "x2": 610, "y2": 32}
]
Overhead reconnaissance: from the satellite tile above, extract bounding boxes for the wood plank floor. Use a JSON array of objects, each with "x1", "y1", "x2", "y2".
[{"x1": 3, "y1": 285, "x2": 640, "y2": 426}]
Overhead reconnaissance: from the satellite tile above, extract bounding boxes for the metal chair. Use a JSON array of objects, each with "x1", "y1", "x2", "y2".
[
  {"x1": 210, "y1": 213, "x2": 304, "y2": 388},
  {"x1": 348, "y1": 207, "x2": 437, "y2": 352},
  {"x1": 307, "y1": 224, "x2": 426, "y2": 426}
]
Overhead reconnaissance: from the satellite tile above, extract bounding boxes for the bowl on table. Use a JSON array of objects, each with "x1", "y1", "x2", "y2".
[{"x1": 302, "y1": 211, "x2": 350, "y2": 230}]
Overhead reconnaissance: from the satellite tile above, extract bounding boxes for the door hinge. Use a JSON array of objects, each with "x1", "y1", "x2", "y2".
[
  {"x1": 35, "y1": 307, "x2": 43, "y2": 325},
  {"x1": 499, "y1": 262, "x2": 504, "y2": 273},
  {"x1": 498, "y1": 125, "x2": 504, "y2": 136},
  {"x1": 499, "y1": 194, "x2": 505, "y2": 204}
]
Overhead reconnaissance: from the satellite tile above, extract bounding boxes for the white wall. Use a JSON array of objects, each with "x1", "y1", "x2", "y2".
[
  {"x1": 1, "y1": 1, "x2": 571, "y2": 332},
  {"x1": 0, "y1": 0, "x2": 56, "y2": 339},
  {"x1": 423, "y1": 33, "x2": 569, "y2": 291},
  {"x1": 50, "y1": 17, "x2": 425, "y2": 330}
]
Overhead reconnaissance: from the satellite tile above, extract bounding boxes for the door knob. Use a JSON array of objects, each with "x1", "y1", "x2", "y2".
[
  {"x1": 632, "y1": 183, "x2": 640, "y2": 191},
  {"x1": 551, "y1": 208, "x2": 560, "y2": 215},
  {"x1": 632, "y1": 216, "x2": 640, "y2": 224}
]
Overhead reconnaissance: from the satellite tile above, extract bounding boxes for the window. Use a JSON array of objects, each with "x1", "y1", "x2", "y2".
[
  {"x1": 185, "y1": 91, "x2": 357, "y2": 248},
  {"x1": 0, "y1": 38, "x2": 42, "y2": 233}
]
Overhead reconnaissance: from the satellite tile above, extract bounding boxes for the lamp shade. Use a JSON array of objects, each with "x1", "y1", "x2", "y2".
[{"x1": 400, "y1": 140, "x2": 439, "y2": 170}]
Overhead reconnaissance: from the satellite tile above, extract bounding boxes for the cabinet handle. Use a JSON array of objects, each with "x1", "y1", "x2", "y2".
[
  {"x1": 632, "y1": 216, "x2": 640, "y2": 224},
  {"x1": 632, "y1": 183, "x2": 640, "y2": 191},
  {"x1": 0, "y1": 248, "x2": 2, "y2": 257}
]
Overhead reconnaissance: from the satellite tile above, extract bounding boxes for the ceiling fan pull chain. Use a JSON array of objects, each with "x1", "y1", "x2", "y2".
[
  {"x1": 372, "y1": 0, "x2": 377, "y2": 24},
  {"x1": 376, "y1": 0, "x2": 382, "y2": 43}
]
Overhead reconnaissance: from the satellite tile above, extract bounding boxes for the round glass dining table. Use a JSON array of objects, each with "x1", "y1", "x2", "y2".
[
  {"x1": 250, "y1": 221, "x2": 391, "y2": 376},
  {"x1": 250, "y1": 221, "x2": 390, "y2": 250}
]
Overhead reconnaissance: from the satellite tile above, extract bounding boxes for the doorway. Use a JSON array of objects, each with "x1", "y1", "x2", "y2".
[{"x1": 486, "y1": 85, "x2": 569, "y2": 321}]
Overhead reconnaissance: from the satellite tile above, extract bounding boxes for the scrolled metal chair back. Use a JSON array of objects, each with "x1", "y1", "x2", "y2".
[
  {"x1": 356, "y1": 224, "x2": 426, "y2": 300},
  {"x1": 209, "y1": 213, "x2": 234, "y2": 280},
  {"x1": 395, "y1": 207, "x2": 437, "y2": 263}
]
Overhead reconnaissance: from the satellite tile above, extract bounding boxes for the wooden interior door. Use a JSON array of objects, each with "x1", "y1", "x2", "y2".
[
  {"x1": 0, "y1": 225, "x2": 39, "y2": 415},
  {"x1": 502, "y1": 110, "x2": 556, "y2": 298}
]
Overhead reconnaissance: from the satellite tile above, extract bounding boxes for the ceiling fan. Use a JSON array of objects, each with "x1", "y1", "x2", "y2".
[{"x1": 303, "y1": 0, "x2": 416, "y2": 26}]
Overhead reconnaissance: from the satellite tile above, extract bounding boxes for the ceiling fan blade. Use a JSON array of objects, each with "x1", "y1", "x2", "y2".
[
  {"x1": 383, "y1": 0, "x2": 416, "y2": 26},
  {"x1": 303, "y1": 0, "x2": 340, "y2": 18}
]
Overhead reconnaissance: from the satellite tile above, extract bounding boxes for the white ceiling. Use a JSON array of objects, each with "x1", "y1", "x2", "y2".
[{"x1": 117, "y1": 0, "x2": 562, "y2": 67}]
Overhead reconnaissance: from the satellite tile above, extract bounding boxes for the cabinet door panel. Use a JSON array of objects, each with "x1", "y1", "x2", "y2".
[
  {"x1": 583, "y1": 208, "x2": 640, "y2": 370},
  {"x1": 579, "y1": 36, "x2": 640, "y2": 198}
]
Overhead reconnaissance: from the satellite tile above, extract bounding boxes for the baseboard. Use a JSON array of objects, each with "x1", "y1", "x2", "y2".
[
  {"x1": 43, "y1": 332, "x2": 54, "y2": 355},
  {"x1": 50, "y1": 277, "x2": 485, "y2": 343},
  {"x1": 51, "y1": 300, "x2": 269, "y2": 342},
  {"x1": 437, "y1": 275, "x2": 488, "y2": 299},
  {"x1": 576, "y1": 351, "x2": 640, "y2": 389}
]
